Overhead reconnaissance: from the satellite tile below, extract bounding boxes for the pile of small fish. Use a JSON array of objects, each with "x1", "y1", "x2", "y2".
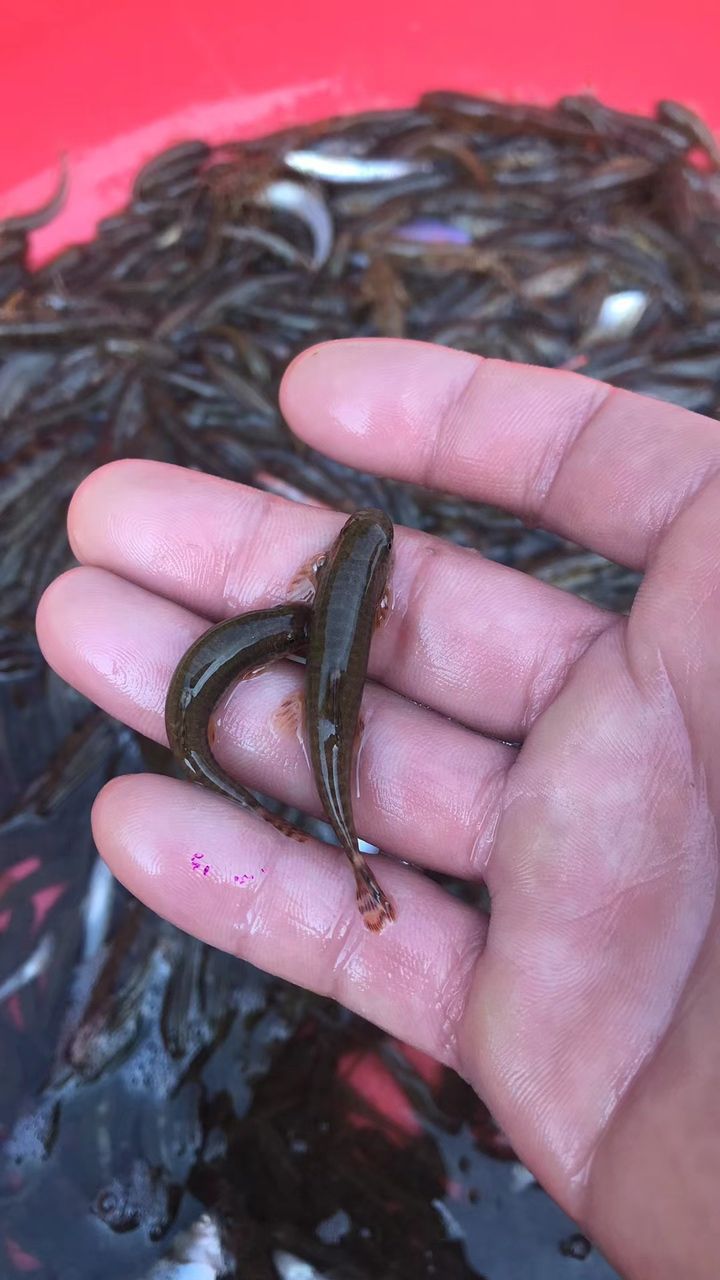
[
  {"x1": 3, "y1": 90, "x2": 720, "y2": 1276},
  {"x1": 166, "y1": 510, "x2": 396, "y2": 932}
]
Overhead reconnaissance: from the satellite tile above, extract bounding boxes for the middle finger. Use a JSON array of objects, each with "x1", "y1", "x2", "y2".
[{"x1": 69, "y1": 458, "x2": 615, "y2": 740}]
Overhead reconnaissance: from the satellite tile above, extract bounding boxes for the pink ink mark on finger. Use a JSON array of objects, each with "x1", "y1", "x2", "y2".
[{"x1": 191, "y1": 852, "x2": 215, "y2": 878}]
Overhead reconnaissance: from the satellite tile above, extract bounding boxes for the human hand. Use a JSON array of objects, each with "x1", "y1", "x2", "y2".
[{"x1": 37, "y1": 339, "x2": 720, "y2": 1279}]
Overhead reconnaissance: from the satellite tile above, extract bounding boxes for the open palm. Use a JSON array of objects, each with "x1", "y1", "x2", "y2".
[{"x1": 37, "y1": 339, "x2": 720, "y2": 1279}]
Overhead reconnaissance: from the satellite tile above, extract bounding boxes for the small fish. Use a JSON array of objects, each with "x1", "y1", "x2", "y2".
[
  {"x1": 559, "y1": 94, "x2": 688, "y2": 157},
  {"x1": 284, "y1": 150, "x2": 429, "y2": 184},
  {"x1": 306, "y1": 510, "x2": 395, "y2": 932},
  {"x1": 586, "y1": 289, "x2": 649, "y2": 344},
  {"x1": 143, "y1": 1213, "x2": 226, "y2": 1278},
  {"x1": 658, "y1": 99, "x2": 720, "y2": 168},
  {"x1": 81, "y1": 857, "x2": 115, "y2": 962},
  {"x1": 0, "y1": 351, "x2": 55, "y2": 420},
  {"x1": 563, "y1": 154, "x2": 657, "y2": 198},
  {"x1": 0, "y1": 933, "x2": 54, "y2": 1002},
  {"x1": 393, "y1": 131, "x2": 489, "y2": 185},
  {"x1": 202, "y1": 351, "x2": 277, "y2": 417},
  {"x1": 255, "y1": 180, "x2": 333, "y2": 269},
  {"x1": 0, "y1": 315, "x2": 142, "y2": 344},
  {"x1": 520, "y1": 259, "x2": 587, "y2": 300},
  {"x1": 0, "y1": 156, "x2": 69, "y2": 234},
  {"x1": 165, "y1": 605, "x2": 311, "y2": 838},
  {"x1": 360, "y1": 257, "x2": 409, "y2": 337},
  {"x1": 132, "y1": 139, "x2": 211, "y2": 201},
  {"x1": 421, "y1": 91, "x2": 596, "y2": 141},
  {"x1": 220, "y1": 222, "x2": 309, "y2": 267},
  {"x1": 394, "y1": 218, "x2": 472, "y2": 245}
]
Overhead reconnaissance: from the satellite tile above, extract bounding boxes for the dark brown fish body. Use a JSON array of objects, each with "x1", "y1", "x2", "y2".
[
  {"x1": 165, "y1": 604, "x2": 311, "y2": 834},
  {"x1": 306, "y1": 510, "x2": 395, "y2": 931}
]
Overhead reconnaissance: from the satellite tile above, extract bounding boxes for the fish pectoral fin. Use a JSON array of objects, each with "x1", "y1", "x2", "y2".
[
  {"x1": 375, "y1": 585, "x2": 392, "y2": 628},
  {"x1": 272, "y1": 689, "x2": 311, "y2": 771},
  {"x1": 288, "y1": 551, "x2": 327, "y2": 604}
]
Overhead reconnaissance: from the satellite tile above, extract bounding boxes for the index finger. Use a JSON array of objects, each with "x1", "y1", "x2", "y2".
[{"x1": 281, "y1": 339, "x2": 720, "y2": 570}]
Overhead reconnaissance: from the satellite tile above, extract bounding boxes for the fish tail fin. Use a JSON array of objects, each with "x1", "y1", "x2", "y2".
[{"x1": 352, "y1": 859, "x2": 396, "y2": 933}]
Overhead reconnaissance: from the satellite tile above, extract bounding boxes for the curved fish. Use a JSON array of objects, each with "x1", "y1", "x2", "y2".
[
  {"x1": 0, "y1": 156, "x2": 69, "y2": 234},
  {"x1": 255, "y1": 179, "x2": 333, "y2": 269},
  {"x1": 165, "y1": 604, "x2": 311, "y2": 837},
  {"x1": 306, "y1": 510, "x2": 395, "y2": 932}
]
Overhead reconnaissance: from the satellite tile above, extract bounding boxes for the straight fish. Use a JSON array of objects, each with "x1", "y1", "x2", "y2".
[{"x1": 285, "y1": 150, "x2": 430, "y2": 183}]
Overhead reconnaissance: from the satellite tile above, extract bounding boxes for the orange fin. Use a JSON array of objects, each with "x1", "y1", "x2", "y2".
[
  {"x1": 354, "y1": 862, "x2": 396, "y2": 933},
  {"x1": 273, "y1": 689, "x2": 311, "y2": 772},
  {"x1": 288, "y1": 551, "x2": 327, "y2": 604},
  {"x1": 375, "y1": 584, "x2": 392, "y2": 628}
]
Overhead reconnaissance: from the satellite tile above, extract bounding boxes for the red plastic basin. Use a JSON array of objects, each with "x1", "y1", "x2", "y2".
[{"x1": 2, "y1": 0, "x2": 720, "y2": 259}]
